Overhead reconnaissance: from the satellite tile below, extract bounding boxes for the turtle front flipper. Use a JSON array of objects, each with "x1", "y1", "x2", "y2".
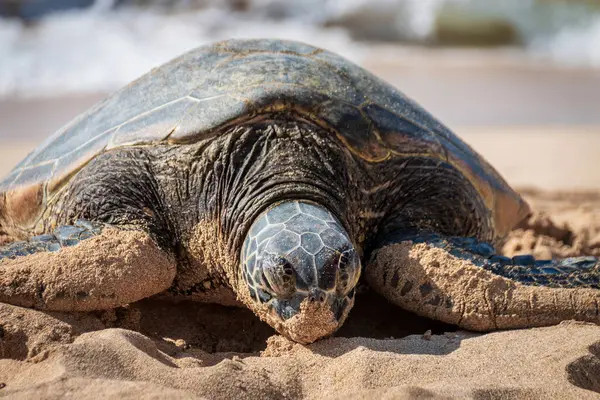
[
  {"x1": 0, "y1": 221, "x2": 176, "y2": 312},
  {"x1": 365, "y1": 233, "x2": 600, "y2": 331},
  {"x1": 0, "y1": 220, "x2": 104, "y2": 259}
]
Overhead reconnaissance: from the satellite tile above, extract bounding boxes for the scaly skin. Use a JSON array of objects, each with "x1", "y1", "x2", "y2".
[{"x1": 0, "y1": 220, "x2": 102, "y2": 260}]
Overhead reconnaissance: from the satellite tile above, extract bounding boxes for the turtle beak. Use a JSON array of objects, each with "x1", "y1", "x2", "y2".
[
  {"x1": 273, "y1": 288, "x2": 351, "y2": 320},
  {"x1": 269, "y1": 288, "x2": 355, "y2": 344}
]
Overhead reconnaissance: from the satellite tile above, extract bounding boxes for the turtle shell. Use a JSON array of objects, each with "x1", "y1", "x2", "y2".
[{"x1": 0, "y1": 39, "x2": 529, "y2": 236}]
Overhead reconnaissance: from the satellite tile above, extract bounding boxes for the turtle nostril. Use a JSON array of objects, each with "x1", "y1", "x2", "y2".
[{"x1": 308, "y1": 289, "x2": 326, "y2": 303}]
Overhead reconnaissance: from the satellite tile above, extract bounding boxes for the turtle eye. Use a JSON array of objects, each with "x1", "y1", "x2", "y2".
[
  {"x1": 260, "y1": 254, "x2": 296, "y2": 299},
  {"x1": 337, "y1": 248, "x2": 360, "y2": 296}
]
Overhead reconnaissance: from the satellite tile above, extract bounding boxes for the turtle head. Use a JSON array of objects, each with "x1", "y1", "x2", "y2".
[{"x1": 240, "y1": 200, "x2": 360, "y2": 343}]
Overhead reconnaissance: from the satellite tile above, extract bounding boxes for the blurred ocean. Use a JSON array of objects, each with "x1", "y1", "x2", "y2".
[{"x1": 0, "y1": 0, "x2": 599, "y2": 99}]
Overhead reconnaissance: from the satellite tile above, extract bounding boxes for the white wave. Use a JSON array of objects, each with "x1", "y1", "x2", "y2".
[
  {"x1": 0, "y1": 5, "x2": 363, "y2": 98},
  {"x1": 247, "y1": 0, "x2": 461, "y2": 40},
  {"x1": 0, "y1": 0, "x2": 599, "y2": 99},
  {"x1": 532, "y1": 16, "x2": 600, "y2": 67}
]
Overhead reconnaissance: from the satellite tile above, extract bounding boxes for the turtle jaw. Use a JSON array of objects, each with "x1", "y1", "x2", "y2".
[
  {"x1": 240, "y1": 277, "x2": 358, "y2": 344},
  {"x1": 266, "y1": 288, "x2": 356, "y2": 344}
]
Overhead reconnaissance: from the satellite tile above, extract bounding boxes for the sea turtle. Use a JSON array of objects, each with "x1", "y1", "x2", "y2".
[{"x1": 0, "y1": 39, "x2": 599, "y2": 344}]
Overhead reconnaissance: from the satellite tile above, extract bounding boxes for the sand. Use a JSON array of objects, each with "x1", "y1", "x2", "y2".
[
  {"x1": 0, "y1": 188, "x2": 598, "y2": 398},
  {"x1": 0, "y1": 321, "x2": 597, "y2": 399}
]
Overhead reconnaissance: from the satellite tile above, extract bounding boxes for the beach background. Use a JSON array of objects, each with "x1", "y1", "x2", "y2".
[
  {"x1": 1, "y1": 0, "x2": 600, "y2": 398},
  {"x1": 2, "y1": 0, "x2": 600, "y2": 187}
]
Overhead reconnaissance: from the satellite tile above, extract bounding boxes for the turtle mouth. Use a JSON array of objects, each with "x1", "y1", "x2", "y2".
[
  {"x1": 258, "y1": 288, "x2": 356, "y2": 343},
  {"x1": 268, "y1": 289, "x2": 355, "y2": 321}
]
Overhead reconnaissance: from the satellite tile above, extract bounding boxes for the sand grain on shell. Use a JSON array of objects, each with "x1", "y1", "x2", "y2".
[{"x1": 0, "y1": 190, "x2": 599, "y2": 398}]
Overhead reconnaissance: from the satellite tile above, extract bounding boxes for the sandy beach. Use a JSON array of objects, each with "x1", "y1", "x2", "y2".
[
  {"x1": 0, "y1": 185, "x2": 599, "y2": 399},
  {"x1": 1, "y1": 55, "x2": 600, "y2": 398}
]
